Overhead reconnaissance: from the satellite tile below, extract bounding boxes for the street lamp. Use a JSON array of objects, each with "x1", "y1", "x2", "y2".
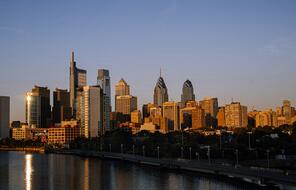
[
  {"x1": 266, "y1": 149, "x2": 270, "y2": 169},
  {"x1": 207, "y1": 146, "x2": 211, "y2": 165},
  {"x1": 189, "y1": 147, "x2": 192, "y2": 160},
  {"x1": 196, "y1": 152, "x2": 200, "y2": 161},
  {"x1": 132, "y1": 145, "x2": 135, "y2": 155},
  {"x1": 181, "y1": 147, "x2": 184, "y2": 159},
  {"x1": 247, "y1": 131, "x2": 252, "y2": 150},
  {"x1": 157, "y1": 146, "x2": 160, "y2": 159},
  {"x1": 235, "y1": 149, "x2": 239, "y2": 166},
  {"x1": 109, "y1": 144, "x2": 111, "y2": 152},
  {"x1": 121, "y1": 144, "x2": 123, "y2": 154},
  {"x1": 142, "y1": 145, "x2": 145, "y2": 157}
]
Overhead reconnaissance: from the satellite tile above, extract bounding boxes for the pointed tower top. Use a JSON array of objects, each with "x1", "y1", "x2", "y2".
[
  {"x1": 160, "y1": 67, "x2": 162, "y2": 77},
  {"x1": 71, "y1": 51, "x2": 74, "y2": 63}
]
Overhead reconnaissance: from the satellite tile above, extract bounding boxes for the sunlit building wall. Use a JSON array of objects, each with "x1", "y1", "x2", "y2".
[{"x1": 0, "y1": 96, "x2": 10, "y2": 138}]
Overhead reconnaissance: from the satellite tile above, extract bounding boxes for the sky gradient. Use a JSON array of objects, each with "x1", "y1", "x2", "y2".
[{"x1": 1, "y1": 0, "x2": 296, "y2": 121}]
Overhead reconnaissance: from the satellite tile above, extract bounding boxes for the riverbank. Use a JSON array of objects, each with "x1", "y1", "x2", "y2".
[
  {"x1": 0, "y1": 147, "x2": 44, "y2": 153},
  {"x1": 49, "y1": 149, "x2": 296, "y2": 188}
]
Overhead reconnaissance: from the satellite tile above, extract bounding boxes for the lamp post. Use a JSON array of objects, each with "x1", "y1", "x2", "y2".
[
  {"x1": 121, "y1": 144, "x2": 123, "y2": 154},
  {"x1": 247, "y1": 131, "x2": 252, "y2": 150},
  {"x1": 196, "y1": 152, "x2": 200, "y2": 161},
  {"x1": 109, "y1": 144, "x2": 111, "y2": 152},
  {"x1": 157, "y1": 146, "x2": 160, "y2": 160},
  {"x1": 181, "y1": 147, "x2": 184, "y2": 159},
  {"x1": 266, "y1": 149, "x2": 270, "y2": 169},
  {"x1": 235, "y1": 149, "x2": 239, "y2": 166},
  {"x1": 132, "y1": 145, "x2": 135, "y2": 155},
  {"x1": 207, "y1": 146, "x2": 211, "y2": 165},
  {"x1": 142, "y1": 145, "x2": 145, "y2": 157},
  {"x1": 189, "y1": 147, "x2": 192, "y2": 160}
]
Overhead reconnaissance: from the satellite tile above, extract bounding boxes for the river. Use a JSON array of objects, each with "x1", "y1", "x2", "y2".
[{"x1": 0, "y1": 151, "x2": 275, "y2": 190}]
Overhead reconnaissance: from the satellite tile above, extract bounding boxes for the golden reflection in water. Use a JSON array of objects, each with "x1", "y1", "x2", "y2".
[
  {"x1": 83, "y1": 158, "x2": 89, "y2": 190},
  {"x1": 25, "y1": 154, "x2": 32, "y2": 190}
]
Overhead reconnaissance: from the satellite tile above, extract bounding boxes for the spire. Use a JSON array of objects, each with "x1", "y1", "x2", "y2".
[
  {"x1": 71, "y1": 51, "x2": 74, "y2": 63},
  {"x1": 160, "y1": 67, "x2": 162, "y2": 77}
]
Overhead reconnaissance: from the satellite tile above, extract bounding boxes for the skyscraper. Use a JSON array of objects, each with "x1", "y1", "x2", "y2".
[
  {"x1": 115, "y1": 78, "x2": 130, "y2": 96},
  {"x1": 162, "y1": 101, "x2": 179, "y2": 132},
  {"x1": 52, "y1": 88, "x2": 72, "y2": 124},
  {"x1": 69, "y1": 51, "x2": 87, "y2": 118},
  {"x1": 225, "y1": 102, "x2": 248, "y2": 128},
  {"x1": 97, "y1": 69, "x2": 111, "y2": 133},
  {"x1": 115, "y1": 95, "x2": 137, "y2": 115},
  {"x1": 26, "y1": 86, "x2": 51, "y2": 128},
  {"x1": 153, "y1": 72, "x2": 168, "y2": 107},
  {"x1": 115, "y1": 78, "x2": 137, "y2": 115},
  {"x1": 79, "y1": 86, "x2": 103, "y2": 138},
  {"x1": 199, "y1": 97, "x2": 218, "y2": 127},
  {"x1": 0, "y1": 96, "x2": 10, "y2": 139},
  {"x1": 282, "y1": 100, "x2": 292, "y2": 123},
  {"x1": 181, "y1": 80, "x2": 195, "y2": 108}
]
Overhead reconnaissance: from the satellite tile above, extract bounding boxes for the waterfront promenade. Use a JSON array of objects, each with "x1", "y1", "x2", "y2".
[{"x1": 55, "y1": 149, "x2": 296, "y2": 187}]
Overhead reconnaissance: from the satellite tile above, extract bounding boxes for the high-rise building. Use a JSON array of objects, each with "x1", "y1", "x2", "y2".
[
  {"x1": 255, "y1": 109, "x2": 277, "y2": 127},
  {"x1": 69, "y1": 51, "x2": 87, "y2": 118},
  {"x1": 115, "y1": 95, "x2": 137, "y2": 115},
  {"x1": 97, "y1": 69, "x2": 111, "y2": 133},
  {"x1": 225, "y1": 102, "x2": 248, "y2": 128},
  {"x1": 199, "y1": 97, "x2": 218, "y2": 127},
  {"x1": 153, "y1": 72, "x2": 168, "y2": 107},
  {"x1": 217, "y1": 107, "x2": 225, "y2": 127},
  {"x1": 180, "y1": 101, "x2": 205, "y2": 130},
  {"x1": 26, "y1": 86, "x2": 51, "y2": 128},
  {"x1": 115, "y1": 78, "x2": 137, "y2": 116},
  {"x1": 52, "y1": 88, "x2": 71, "y2": 124},
  {"x1": 162, "y1": 101, "x2": 179, "y2": 132},
  {"x1": 79, "y1": 86, "x2": 103, "y2": 138},
  {"x1": 0, "y1": 96, "x2": 10, "y2": 139},
  {"x1": 131, "y1": 110, "x2": 141, "y2": 124},
  {"x1": 282, "y1": 100, "x2": 292, "y2": 123},
  {"x1": 115, "y1": 78, "x2": 130, "y2": 96},
  {"x1": 181, "y1": 80, "x2": 195, "y2": 108}
]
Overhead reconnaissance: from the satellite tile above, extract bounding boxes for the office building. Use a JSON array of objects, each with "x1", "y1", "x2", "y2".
[
  {"x1": 115, "y1": 95, "x2": 137, "y2": 115},
  {"x1": 79, "y1": 86, "x2": 103, "y2": 138},
  {"x1": 26, "y1": 86, "x2": 51, "y2": 128},
  {"x1": 282, "y1": 100, "x2": 292, "y2": 123},
  {"x1": 217, "y1": 107, "x2": 225, "y2": 127},
  {"x1": 255, "y1": 109, "x2": 277, "y2": 127},
  {"x1": 153, "y1": 72, "x2": 168, "y2": 107},
  {"x1": 131, "y1": 110, "x2": 141, "y2": 124},
  {"x1": 115, "y1": 78, "x2": 130, "y2": 96},
  {"x1": 0, "y1": 96, "x2": 10, "y2": 139},
  {"x1": 225, "y1": 102, "x2": 248, "y2": 128},
  {"x1": 52, "y1": 88, "x2": 71, "y2": 124},
  {"x1": 180, "y1": 101, "x2": 205, "y2": 130},
  {"x1": 97, "y1": 69, "x2": 111, "y2": 133},
  {"x1": 162, "y1": 101, "x2": 179, "y2": 132},
  {"x1": 181, "y1": 80, "x2": 195, "y2": 108},
  {"x1": 69, "y1": 51, "x2": 87, "y2": 118},
  {"x1": 199, "y1": 97, "x2": 218, "y2": 127}
]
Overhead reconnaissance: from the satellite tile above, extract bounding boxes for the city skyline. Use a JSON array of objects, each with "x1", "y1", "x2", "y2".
[{"x1": 1, "y1": 0, "x2": 296, "y2": 121}]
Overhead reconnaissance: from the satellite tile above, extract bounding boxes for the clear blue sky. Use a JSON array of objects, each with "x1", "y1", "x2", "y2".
[{"x1": 1, "y1": 0, "x2": 296, "y2": 121}]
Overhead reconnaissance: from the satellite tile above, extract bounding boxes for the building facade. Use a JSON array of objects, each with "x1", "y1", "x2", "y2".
[
  {"x1": 0, "y1": 96, "x2": 10, "y2": 139},
  {"x1": 199, "y1": 97, "x2": 218, "y2": 127},
  {"x1": 181, "y1": 80, "x2": 195, "y2": 108},
  {"x1": 153, "y1": 74, "x2": 168, "y2": 107},
  {"x1": 52, "y1": 88, "x2": 71, "y2": 124},
  {"x1": 162, "y1": 101, "x2": 179, "y2": 132},
  {"x1": 26, "y1": 86, "x2": 51, "y2": 128},
  {"x1": 97, "y1": 69, "x2": 111, "y2": 133},
  {"x1": 69, "y1": 51, "x2": 87, "y2": 118},
  {"x1": 79, "y1": 86, "x2": 103, "y2": 138},
  {"x1": 225, "y1": 102, "x2": 248, "y2": 128},
  {"x1": 115, "y1": 95, "x2": 137, "y2": 115}
]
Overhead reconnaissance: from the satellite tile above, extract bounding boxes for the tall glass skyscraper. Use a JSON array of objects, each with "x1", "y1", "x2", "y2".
[
  {"x1": 69, "y1": 51, "x2": 87, "y2": 118},
  {"x1": 181, "y1": 80, "x2": 195, "y2": 108},
  {"x1": 153, "y1": 72, "x2": 168, "y2": 107},
  {"x1": 26, "y1": 86, "x2": 51, "y2": 128},
  {"x1": 97, "y1": 69, "x2": 111, "y2": 133}
]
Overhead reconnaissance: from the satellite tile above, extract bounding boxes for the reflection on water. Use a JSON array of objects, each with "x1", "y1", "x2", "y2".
[
  {"x1": 1, "y1": 151, "x2": 294, "y2": 190},
  {"x1": 25, "y1": 154, "x2": 32, "y2": 190}
]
